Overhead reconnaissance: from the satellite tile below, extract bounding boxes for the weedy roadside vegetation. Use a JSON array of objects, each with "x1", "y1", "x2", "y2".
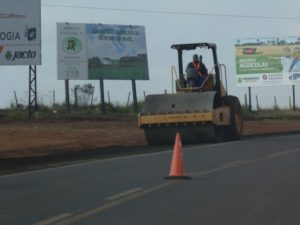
[
  {"x1": 242, "y1": 105, "x2": 300, "y2": 120},
  {"x1": 0, "y1": 101, "x2": 300, "y2": 122},
  {"x1": 0, "y1": 102, "x2": 143, "y2": 122}
]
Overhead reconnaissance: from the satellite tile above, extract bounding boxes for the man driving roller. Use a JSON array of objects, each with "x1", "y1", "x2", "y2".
[{"x1": 186, "y1": 54, "x2": 208, "y2": 87}]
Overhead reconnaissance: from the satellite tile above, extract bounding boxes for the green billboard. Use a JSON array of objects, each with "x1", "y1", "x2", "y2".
[{"x1": 235, "y1": 37, "x2": 300, "y2": 86}]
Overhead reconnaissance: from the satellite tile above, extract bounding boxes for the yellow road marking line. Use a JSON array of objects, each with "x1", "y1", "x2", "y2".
[
  {"x1": 266, "y1": 148, "x2": 300, "y2": 158},
  {"x1": 31, "y1": 213, "x2": 73, "y2": 225},
  {"x1": 221, "y1": 160, "x2": 246, "y2": 168},
  {"x1": 54, "y1": 181, "x2": 177, "y2": 225},
  {"x1": 44, "y1": 147, "x2": 300, "y2": 225},
  {"x1": 105, "y1": 187, "x2": 143, "y2": 201}
]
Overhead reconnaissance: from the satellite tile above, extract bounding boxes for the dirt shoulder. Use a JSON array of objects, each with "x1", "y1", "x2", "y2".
[{"x1": 0, "y1": 119, "x2": 300, "y2": 159}]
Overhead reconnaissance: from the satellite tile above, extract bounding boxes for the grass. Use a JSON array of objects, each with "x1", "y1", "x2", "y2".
[
  {"x1": 1, "y1": 101, "x2": 300, "y2": 122},
  {"x1": 0, "y1": 102, "x2": 143, "y2": 122},
  {"x1": 242, "y1": 106, "x2": 300, "y2": 120}
]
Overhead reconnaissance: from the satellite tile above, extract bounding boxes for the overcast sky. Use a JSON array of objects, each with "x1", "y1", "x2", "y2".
[{"x1": 1, "y1": 0, "x2": 300, "y2": 108}]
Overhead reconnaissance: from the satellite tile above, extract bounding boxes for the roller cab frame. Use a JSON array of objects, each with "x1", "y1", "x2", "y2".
[{"x1": 138, "y1": 43, "x2": 243, "y2": 144}]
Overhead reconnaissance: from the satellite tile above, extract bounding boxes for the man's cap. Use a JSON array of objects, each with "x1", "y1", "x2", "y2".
[{"x1": 193, "y1": 54, "x2": 198, "y2": 60}]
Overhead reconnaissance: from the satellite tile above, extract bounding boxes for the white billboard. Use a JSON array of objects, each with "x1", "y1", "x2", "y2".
[
  {"x1": 57, "y1": 23, "x2": 149, "y2": 80},
  {"x1": 0, "y1": 0, "x2": 41, "y2": 65},
  {"x1": 57, "y1": 23, "x2": 88, "y2": 80},
  {"x1": 235, "y1": 37, "x2": 300, "y2": 87}
]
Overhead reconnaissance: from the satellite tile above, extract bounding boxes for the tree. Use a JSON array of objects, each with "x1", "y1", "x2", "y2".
[{"x1": 72, "y1": 83, "x2": 95, "y2": 106}]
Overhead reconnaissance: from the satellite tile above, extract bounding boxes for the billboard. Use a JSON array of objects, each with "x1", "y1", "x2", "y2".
[
  {"x1": 0, "y1": 0, "x2": 41, "y2": 65},
  {"x1": 235, "y1": 37, "x2": 300, "y2": 87},
  {"x1": 57, "y1": 23, "x2": 149, "y2": 80}
]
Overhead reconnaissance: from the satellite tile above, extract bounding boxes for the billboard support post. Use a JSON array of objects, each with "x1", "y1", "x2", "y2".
[
  {"x1": 74, "y1": 86, "x2": 78, "y2": 107},
  {"x1": 292, "y1": 85, "x2": 296, "y2": 112},
  {"x1": 248, "y1": 86, "x2": 252, "y2": 112},
  {"x1": 28, "y1": 65, "x2": 37, "y2": 119},
  {"x1": 99, "y1": 79, "x2": 106, "y2": 114},
  {"x1": 132, "y1": 80, "x2": 138, "y2": 112},
  {"x1": 65, "y1": 80, "x2": 70, "y2": 113}
]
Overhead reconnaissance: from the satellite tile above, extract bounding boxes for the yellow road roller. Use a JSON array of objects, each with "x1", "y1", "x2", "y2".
[{"x1": 138, "y1": 43, "x2": 243, "y2": 144}]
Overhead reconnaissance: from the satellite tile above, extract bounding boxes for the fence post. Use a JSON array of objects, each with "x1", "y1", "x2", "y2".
[
  {"x1": 244, "y1": 93, "x2": 248, "y2": 108},
  {"x1": 107, "y1": 91, "x2": 111, "y2": 104},
  {"x1": 292, "y1": 85, "x2": 296, "y2": 112},
  {"x1": 274, "y1": 96, "x2": 278, "y2": 109},
  {"x1": 14, "y1": 91, "x2": 18, "y2": 107},
  {"x1": 53, "y1": 90, "x2": 55, "y2": 107},
  {"x1": 248, "y1": 87, "x2": 252, "y2": 112},
  {"x1": 127, "y1": 92, "x2": 131, "y2": 106}
]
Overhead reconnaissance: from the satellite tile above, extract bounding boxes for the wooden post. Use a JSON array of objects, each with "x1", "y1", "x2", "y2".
[
  {"x1": 274, "y1": 96, "x2": 277, "y2": 109},
  {"x1": 292, "y1": 85, "x2": 296, "y2": 112},
  {"x1": 90, "y1": 87, "x2": 94, "y2": 107},
  {"x1": 127, "y1": 92, "x2": 131, "y2": 106},
  {"x1": 53, "y1": 90, "x2": 55, "y2": 107},
  {"x1": 248, "y1": 87, "x2": 252, "y2": 112},
  {"x1": 14, "y1": 91, "x2": 18, "y2": 108},
  {"x1": 256, "y1": 95, "x2": 259, "y2": 111},
  {"x1": 107, "y1": 91, "x2": 111, "y2": 104}
]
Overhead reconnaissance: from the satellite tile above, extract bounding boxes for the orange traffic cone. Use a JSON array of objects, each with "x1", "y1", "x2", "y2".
[{"x1": 165, "y1": 132, "x2": 190, "y2": 179}]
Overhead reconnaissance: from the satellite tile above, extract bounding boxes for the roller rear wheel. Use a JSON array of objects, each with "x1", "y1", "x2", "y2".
[{"x1": 223, "y1": 95, "x2": 243, "y2": 141}]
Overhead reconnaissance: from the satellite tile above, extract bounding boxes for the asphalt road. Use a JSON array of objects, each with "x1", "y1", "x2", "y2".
[{"x1": 1, "y1": 134, "x2": 300, "y2": 225}]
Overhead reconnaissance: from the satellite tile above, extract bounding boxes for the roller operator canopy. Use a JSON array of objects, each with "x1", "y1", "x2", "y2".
[{"x1": 171, "y1": 43, "x2": 217, "y2": 50}]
